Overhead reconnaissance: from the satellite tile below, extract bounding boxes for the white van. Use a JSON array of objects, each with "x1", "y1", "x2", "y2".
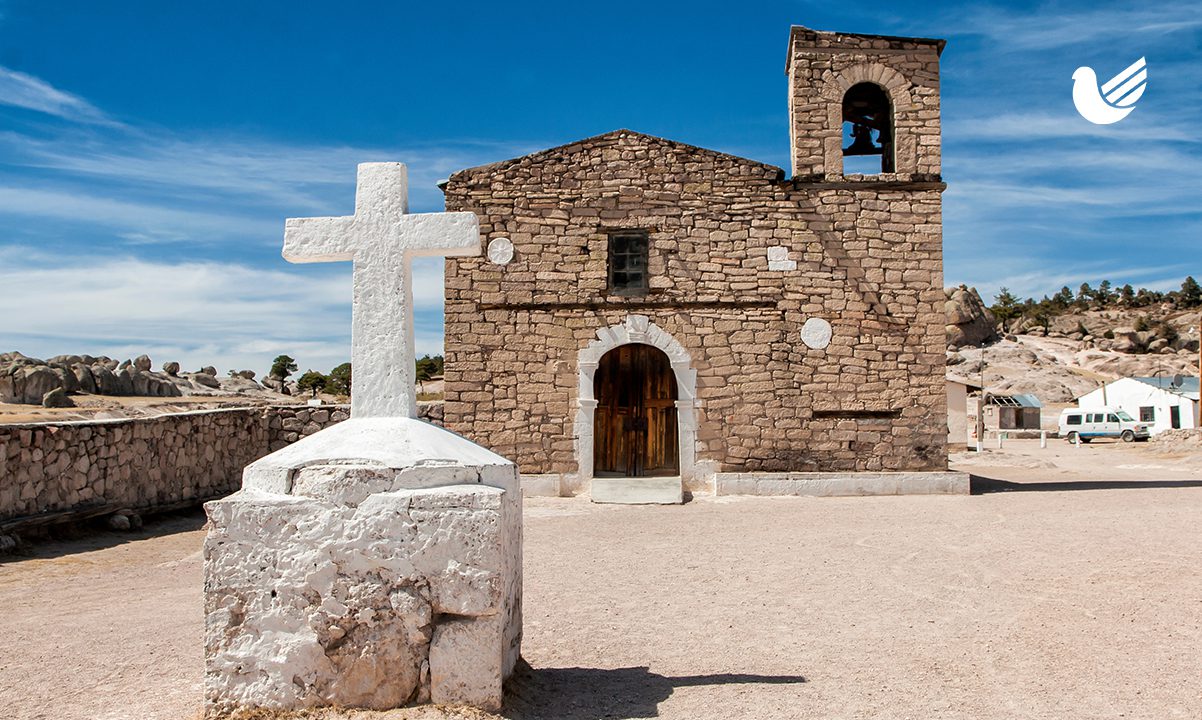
[{"x1": 1059, "y1": 407, "x2": 1151, "y2": 443}]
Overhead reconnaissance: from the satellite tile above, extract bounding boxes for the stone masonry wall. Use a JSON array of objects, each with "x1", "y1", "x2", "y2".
[
  {"x1": 0, "y1": 402, "x2": 445, "y2": 524},
  {"x1": 443, "y1": 129, "x2": 947, "y2": 486}
]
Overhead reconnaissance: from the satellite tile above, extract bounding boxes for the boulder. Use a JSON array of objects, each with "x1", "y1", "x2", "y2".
[
  {"x1": 163, "y1": 361, "x2": 181, "y2": 377},
  {"x1": 201, "y1": 366, "x2": 218, "y2": 376},
  {"x1": 115, "y1": 368, "x2": 135, "y2": 395},
  {"x1": 235, "y1": 369, "x2": 256, "y2": 380},
  {"x1": 134, "y1": 354, "x2": 153, "y2": 372},
  {"x1": 945, "y1": 285, "x2": 1000, "y2": 349},
  {"x1": 20, "y1": 366, "x2": 63, "y2": 404},
  {"x1": 73, "y1": 364, "x2": 97, "y2": 393},
  {"x1": 130, "y1": 370, "x2": 152, "y2": 396},
  {"x1": 191, "y1": 372, "x2": 221, "y2": 389},
  {"x1": 1110, "y1": 326, "x2": 1142, "y2": 353},
  {"x1": 49, "y1": 364, "x2": 80, "y2": 393},
  {"x1": 42, "y1": 387, "x2": 74, "y2": 408},
  {"x1": 91, "y1": 365, "x2": 119, "y2": 394},
  {"x1": 156, "y1": 375, "x2": 183, "y2": 397},
  {"x1": 0, "y1": 372, "x2": 16, "y2": 403}
]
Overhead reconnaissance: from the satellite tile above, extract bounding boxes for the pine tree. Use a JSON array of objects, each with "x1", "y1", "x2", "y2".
[
  {"x1": 1181, "y1": 276, "x2": 1202, "y2": 308},
  {"x1": 269, "y1": 354, "x2": 298, "y2": 380},
  {"x1": 297, "y1": 370, "x2": 327, "y2": 398},
  {"x1": 991, "y1": 288, "x2": 1022, "y2": 331}
]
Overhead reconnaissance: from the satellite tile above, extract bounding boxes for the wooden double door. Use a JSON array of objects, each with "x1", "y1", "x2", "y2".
[{"x1": 593, "y1": 344, "x2": 679, "y2": 477}]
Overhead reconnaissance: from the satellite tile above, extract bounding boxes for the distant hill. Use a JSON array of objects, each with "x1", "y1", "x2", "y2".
[{"x1": 946, "y1": 278, "x2": 1201, "y2": 402}]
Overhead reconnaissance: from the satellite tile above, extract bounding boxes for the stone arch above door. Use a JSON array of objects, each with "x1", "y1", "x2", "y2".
[{"x1": 574, "y1": 315, "x2": 699, "y2": 496}]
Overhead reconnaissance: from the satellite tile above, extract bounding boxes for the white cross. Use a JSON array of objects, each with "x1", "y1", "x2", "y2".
[{"x1": 283, "y1": 162, "x2": 479, "y2": 419}]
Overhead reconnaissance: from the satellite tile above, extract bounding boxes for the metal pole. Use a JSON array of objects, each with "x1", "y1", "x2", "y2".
[{"x1": 1040, "y1": 430, "x2": 1047, "y2": 448}]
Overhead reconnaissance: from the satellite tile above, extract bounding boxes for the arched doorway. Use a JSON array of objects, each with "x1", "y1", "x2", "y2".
[{"x1": 593, "y1": 343, "x2": 680, "y2": 477}]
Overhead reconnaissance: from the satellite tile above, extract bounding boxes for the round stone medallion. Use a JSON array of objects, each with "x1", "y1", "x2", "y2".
[
  {"x1": 487, "y1": 237, "x2": 514, "y2": 265},
  {"x1": 800, "y1": 318, "x2": 833, "y2": 350}
]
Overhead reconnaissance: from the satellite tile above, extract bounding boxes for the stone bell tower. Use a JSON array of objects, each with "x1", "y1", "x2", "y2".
[{"x1": 786, "y1": 25, "x2": 944, "y2": 180}]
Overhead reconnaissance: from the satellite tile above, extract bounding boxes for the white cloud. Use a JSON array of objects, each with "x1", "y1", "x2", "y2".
[
  {"x1": 0, "y1": 66, "x2": 115, "y2": 125},
  {"x1": 943, "y1": 4, "x2": 1202, "y2": 51},
  {"x1": 0, "y1": 249, "x2": 450, "y2": 376}
]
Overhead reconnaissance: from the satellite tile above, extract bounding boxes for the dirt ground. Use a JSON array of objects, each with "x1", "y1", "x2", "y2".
[
  {"x1": 2, "y1": 453, "x2": 1201, "y2": 720},
  {"x1": 0, "y1": 395, "x2": 292, "y2": 424}
]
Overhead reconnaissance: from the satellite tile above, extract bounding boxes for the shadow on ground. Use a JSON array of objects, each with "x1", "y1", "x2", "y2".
[
  {"x1": 503, "y1": 661, "x2": 806, "y2": 719},
  {"x1": 0, "y1": 508, "x2": 207, "y2": 563},
  {"x1": 971, "y1": 475, "x2": 1202, "y2": 494}
]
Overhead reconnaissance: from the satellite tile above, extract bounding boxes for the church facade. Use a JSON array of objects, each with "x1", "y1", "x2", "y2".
[{"x1": 441, "y1": 26, "x2": 956, "y2": 499}]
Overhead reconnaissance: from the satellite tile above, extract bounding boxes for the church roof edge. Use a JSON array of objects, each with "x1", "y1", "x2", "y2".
[{"x1": 444, "y1": 129, "x2": 784, "y2": 185}]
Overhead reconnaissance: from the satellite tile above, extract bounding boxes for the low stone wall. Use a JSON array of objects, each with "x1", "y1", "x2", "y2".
[
  {"x1": 0, "y1": 402, "x2": 445, "y2": 528},
  {"x1": 267, "y1": 405, "x2": 351, "y2": 451},
  {"x1": 0, "y1": 408, "x2": 267, "y2": 524}
]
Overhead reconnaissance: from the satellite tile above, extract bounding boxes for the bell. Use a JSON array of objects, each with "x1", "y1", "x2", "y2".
[{"x1": 843, "y1": 123, "x2": 881, "y2": 156}]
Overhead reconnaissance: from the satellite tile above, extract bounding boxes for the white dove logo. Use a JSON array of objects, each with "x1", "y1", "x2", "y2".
[{"x1": 1072, "y1": 57, "x2": 1148, "y2": 124}]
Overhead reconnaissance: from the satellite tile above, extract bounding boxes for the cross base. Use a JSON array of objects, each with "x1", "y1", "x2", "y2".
[{"x1": 203, "y1": 418, "x2": 522, "y2": 714}]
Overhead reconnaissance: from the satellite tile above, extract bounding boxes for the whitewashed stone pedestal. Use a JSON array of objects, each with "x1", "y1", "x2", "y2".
[
  {"x1": 203, "y1": 162, "x2": 519, "y2": 717},
  {"x1": 204, "y1": 417, "x2": 521, "y2": 715}
]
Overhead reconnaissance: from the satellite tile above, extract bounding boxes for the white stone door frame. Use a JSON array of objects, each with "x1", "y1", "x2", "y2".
[{"x1": 574, "y1": 315, "x2": 698, "y2": 488}]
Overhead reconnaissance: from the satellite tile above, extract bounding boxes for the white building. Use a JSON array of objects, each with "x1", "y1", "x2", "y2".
[
  {"x1": 1078, "y1": 377, "x2": 1199, "y2": 435},
  {"x1": 947, "y1": 376, "x2": 983, "y2": 449}
]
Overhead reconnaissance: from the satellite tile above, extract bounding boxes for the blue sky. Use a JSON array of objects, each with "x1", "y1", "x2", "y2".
[{"x1": 0, "y1": 1, "x2": 1198, "y2": 376}]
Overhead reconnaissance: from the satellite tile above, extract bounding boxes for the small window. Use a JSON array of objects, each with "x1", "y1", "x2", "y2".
[
  {"x1": 1107, "y1": 414, "x2": 1120, "y2": 423},
  {"x1": 1140, "y1": 406, "x2": 1155, "y2": 422},
  {"x1": 608, "y1": 231, "x2": 649, "y2": 295},
  {"x1": 1087, "y1": 414, "x2": 1101, "y2": 423},
  {"x1": 1066, "y1": 415, "x2": 1082, "y2": 426}
]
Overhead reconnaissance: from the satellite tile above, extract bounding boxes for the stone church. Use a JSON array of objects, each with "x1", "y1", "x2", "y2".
[{"x1": 441, "y1": 25, "x2": 961, "y2": 501}]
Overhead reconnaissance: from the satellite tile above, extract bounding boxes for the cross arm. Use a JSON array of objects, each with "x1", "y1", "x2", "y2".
[
  {"x1": 399, "y1": 212, "x2": 481, "y2": 257},
  {"x1": 282, "y1": 216, "x2": 357, "y2": 263}
]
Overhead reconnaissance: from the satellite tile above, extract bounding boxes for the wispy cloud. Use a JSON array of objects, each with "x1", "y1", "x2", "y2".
[
  {"x1": 942, "y1": 3, "x2": 1202, "y2": 51},
  {"x1": 0, "y1": 129, "x2": 540, "y2": 215},
  {"x1": 0, "y1": 66, "x2": 115, "y2": 125},
  {"x1": 0, "y1": 185, "x2": 280, "y2": 242}
]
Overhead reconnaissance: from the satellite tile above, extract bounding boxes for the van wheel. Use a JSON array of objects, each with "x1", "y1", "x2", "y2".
[
  {"x1": 1065, "y1": 431, "x2": 1078, "y2": 443},
  {"x1": 1121, "y1": 430, "x2": 1135, "y2": 443},
  {"x1": 1080, "y1": 437, "x2": 1092, "y2": 443}
]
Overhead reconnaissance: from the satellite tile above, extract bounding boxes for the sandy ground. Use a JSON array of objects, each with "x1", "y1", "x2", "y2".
[{"x1": 2, "y1": 450, "x2": 1202, "y2": 720}]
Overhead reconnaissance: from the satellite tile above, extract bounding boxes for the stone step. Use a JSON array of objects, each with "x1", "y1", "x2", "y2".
[{"x1": 590, "y1": 476, "x2": 683, "y2": 504}]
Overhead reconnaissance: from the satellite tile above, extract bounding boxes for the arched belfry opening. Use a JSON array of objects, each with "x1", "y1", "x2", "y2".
[
  {"x1": 593, "y1": 344, "x2": 680, "y2": 478},
  {"x1": 842, "y1": 82, "x2": 894, "y2": 174}
]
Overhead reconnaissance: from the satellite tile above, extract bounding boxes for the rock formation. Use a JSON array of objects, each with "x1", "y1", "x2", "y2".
[
  {"x1": 0, "y1": 351, "x2": 281, "y2": 405},
  {"x1": 945, "y1": 285, "x2": 1000, "y2": 349}
]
